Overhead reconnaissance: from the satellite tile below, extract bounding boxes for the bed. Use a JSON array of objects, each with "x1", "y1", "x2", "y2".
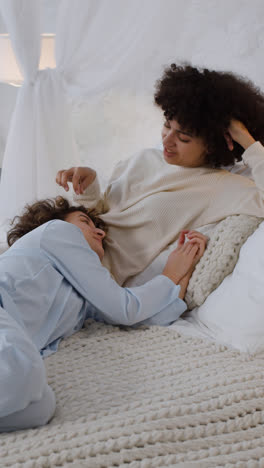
[
  {"x1": 0, "y1": 319, "x2": 264, "y2": 467},
  {"x1": 1, "y1": 215, "x2": 264, "y2": 467},
  {"x1": 1, "y1": 1, "x2": 264, "y2": 465},
  {"x1": 1, "y1": 170, "x2": 264, "y2": 467},
  {"x1": 2, "y1": 82, "x2": 264, "y2": 468}
]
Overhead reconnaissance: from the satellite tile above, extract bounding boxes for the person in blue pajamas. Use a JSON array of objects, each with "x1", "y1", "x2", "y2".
[{"x1": 0, "y1": 196, "x2": 206, "y2": 432}]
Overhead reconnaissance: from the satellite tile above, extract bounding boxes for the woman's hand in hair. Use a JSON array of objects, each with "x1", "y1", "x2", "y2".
[
  {"x1": 224, "y1": 119, "x2": 256, "y2": 151},
  {"x1": 56, "y1": 167, "x2": 97, "y2": 195}
]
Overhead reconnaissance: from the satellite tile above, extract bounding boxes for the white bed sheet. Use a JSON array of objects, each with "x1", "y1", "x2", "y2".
[{"x1": 169, "y1": 310, "x2": 216, "y2": 342}]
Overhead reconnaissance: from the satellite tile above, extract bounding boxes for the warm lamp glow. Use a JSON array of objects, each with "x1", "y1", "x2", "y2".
[{"x1": 0, "y1": 33, "x2": 55, "y2": 85}]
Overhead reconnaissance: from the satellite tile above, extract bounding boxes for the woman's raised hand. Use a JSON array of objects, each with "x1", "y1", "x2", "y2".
[
  {"x1": 224, "y1": 119, "x2": 256, "y2": 151},
  {"x1": 162, "y1": 230, "x2": 208, "y2": 286},
  {"x1": 56, "y1": 167, "x2": 96, "y2": 195}
]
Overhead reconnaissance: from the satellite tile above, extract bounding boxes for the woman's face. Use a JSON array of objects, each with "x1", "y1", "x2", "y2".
[
  {"x1": 162, "y1": 119, "x2": 208, "y2": 167},
  {"x1": 65, "y1": 211, "x2": 105, "y2": 261}
]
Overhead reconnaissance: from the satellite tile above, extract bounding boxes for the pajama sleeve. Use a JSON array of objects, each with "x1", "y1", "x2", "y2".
[{"x1": 40, "y1": 220, "x2": 186, "y2": 326}]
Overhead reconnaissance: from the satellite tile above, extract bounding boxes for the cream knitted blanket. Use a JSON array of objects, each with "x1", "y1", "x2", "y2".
[
  {"x1": 1, "y1": 321, "x2": 264, "y2": 467},
  {"x1": 185, "y1": 215, "x2": 263, "y2": 309}
]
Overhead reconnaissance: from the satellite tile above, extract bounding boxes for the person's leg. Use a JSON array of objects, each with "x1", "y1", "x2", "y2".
[
  {"x1": 0, "y1": 306, "x2": 56, "y2": 431},
  {"x1": 0, "y1": 384, "x2": 55, "y2": 432}
]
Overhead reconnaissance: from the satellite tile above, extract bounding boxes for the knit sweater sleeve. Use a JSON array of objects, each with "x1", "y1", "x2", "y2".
[
  {"x1": 73, "y1": 157, "x2": 132, "y2": 213},
  {"x1": 73, "y1": 175, "x2": 108, "y2": 213},
  {"x1": 241, "y1": 141, "x2": 264, "y2": 195},
  {"x1": 205, "y1": 141, "x2": 264, "y2": 222}
]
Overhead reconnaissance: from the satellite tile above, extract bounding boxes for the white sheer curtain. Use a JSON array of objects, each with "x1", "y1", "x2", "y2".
[
  {"x1": 2, "y1": 0, "x2": 262, "y2": 229},
  {"x1": 56, "y1": 0, "x2": 159, "y2": 96},
  {"x1": 0, "y1": 0, "x2": 79, "y2": 225},
  {"x1": 0, "y1": 0, "x2": 160, "y2": 226}
]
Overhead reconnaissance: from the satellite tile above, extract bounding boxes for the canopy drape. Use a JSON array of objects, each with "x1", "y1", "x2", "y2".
[
  {"x1": 0, "y1": 0, "x2": 160, "y2": 225},
  {"x1": 0, "y1": 0, "x2": 79, "y2": 224},
  {"x1": 1, "y1": 0, "x2": 264, "y2": 227}
]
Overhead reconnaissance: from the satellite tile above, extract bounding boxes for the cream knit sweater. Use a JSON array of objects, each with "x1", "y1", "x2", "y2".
[{"x1": 76, "y1": 142, "x2": 264, "y2": 285}]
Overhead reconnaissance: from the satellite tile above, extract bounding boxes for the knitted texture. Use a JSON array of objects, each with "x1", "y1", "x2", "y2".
[
  {"x1": 1, "y1": 320, "x2": 264, "y2": 467},
  {"x1": 185, "y1": 215, "x2": 263, "y2": 310}
]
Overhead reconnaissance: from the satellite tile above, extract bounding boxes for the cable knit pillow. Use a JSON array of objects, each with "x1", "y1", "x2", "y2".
[{"x1": 185, "y1": 215, "x2": 263, "y2": 310}]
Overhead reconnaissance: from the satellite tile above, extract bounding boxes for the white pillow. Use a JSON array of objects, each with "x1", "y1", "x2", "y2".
[{"x1": 193, "y1": 221, "x2": 264, "y2": 354}]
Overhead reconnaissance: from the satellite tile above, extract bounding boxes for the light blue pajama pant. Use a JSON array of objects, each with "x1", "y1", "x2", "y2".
[{"x1": 0, "y1": 306, "x2": 56, "y2": 432}]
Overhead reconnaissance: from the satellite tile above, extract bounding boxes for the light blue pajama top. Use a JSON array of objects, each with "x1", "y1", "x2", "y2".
[{"x1": 0, "y1": 220, "x2": 186, "y2": 356}]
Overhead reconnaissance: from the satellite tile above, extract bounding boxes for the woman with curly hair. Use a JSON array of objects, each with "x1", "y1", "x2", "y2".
[
  {"x1": 0, "y1": 196, "x2": 206, "y2": 432},
  {"x1": 57, "y1": 64, "x2": 264, "y2": 286}
]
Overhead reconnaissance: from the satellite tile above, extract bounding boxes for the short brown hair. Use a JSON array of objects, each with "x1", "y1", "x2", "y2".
[{"x1": 7, "y1": 196, "x2": 106, "y2": 246}]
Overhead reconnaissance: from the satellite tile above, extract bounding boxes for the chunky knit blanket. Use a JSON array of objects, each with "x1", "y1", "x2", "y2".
[
  {"x1": 185, "y1": 215, "x2": 263, "y2": 309},
  {"x1": 1, "y1": 320, "x2": 264, "y2": 467}
]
